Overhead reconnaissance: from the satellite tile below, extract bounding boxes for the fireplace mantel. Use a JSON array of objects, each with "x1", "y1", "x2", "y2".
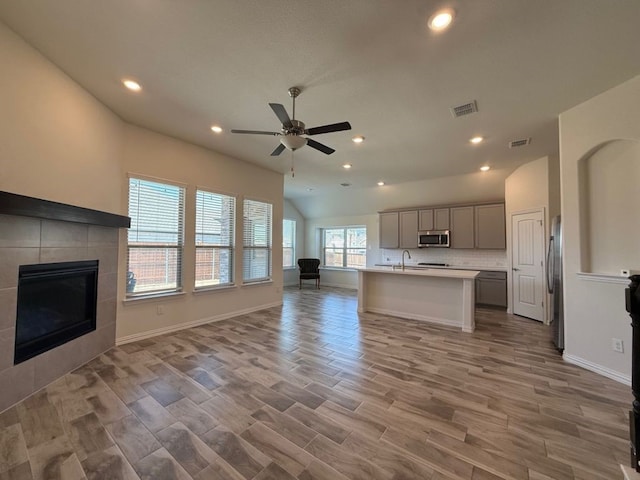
[{"x1": 0, "y1": 191, "x2": 130, "y2": 228}]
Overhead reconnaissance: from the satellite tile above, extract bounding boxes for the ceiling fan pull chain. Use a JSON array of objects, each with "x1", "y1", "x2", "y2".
[{"x1": 290, "y1": 151, "x2": 295, "y2": 178}]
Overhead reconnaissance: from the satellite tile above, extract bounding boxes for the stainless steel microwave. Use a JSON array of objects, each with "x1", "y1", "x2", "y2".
[{"x1": 418, "y1": 230, "x2": 450, "y2": 248}]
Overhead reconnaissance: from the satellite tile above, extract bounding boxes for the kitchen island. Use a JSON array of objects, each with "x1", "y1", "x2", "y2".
[{"x1": 357, "y1": 267, "x2": 480, "y2": 332}]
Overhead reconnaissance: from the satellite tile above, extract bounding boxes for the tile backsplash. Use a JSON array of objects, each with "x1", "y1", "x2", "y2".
[{"x1": 379, "y1": 248, "x2": 507, "y2": 268}]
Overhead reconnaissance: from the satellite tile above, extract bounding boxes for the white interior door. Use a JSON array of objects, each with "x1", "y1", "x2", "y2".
[{"x1": 511, "y1": 211, "x2": 544, "y2": 321}]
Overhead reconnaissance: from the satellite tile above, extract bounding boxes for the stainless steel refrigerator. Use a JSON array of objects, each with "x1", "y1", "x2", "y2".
[{"x1": 546, "y1": 215, "x2": 564, "y2": 350}]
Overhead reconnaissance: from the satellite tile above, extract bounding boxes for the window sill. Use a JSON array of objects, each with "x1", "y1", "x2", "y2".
[
  {"x1": 123, "y1": 291, "x2": 186, "y2": 304},
  {"x1": 193, "y1": 284, "x2": 237, "y2": 294},
  {"x1": 319, "y1": 267, "x2": 360, "y2": 272},
  {"x1": 241, "y1": 280, "x2": 273, "y2": 287}
]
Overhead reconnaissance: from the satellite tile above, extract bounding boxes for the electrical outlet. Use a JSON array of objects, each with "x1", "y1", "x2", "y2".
[
  {"x1": 156, "y1": 305, "x2": 164, "y2": 315},
  {"x1": 612, "y1": 338, "x2": 624, "y2": 353}
]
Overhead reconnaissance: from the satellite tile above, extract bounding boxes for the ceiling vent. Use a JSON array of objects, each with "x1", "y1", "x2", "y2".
[
  {"x1": 509, "y1": 137, "x2": 531, "y2": 148},
  {"x1": 340, "y1": 182, "x2": 351, "y2": 187},
  {"x1": 450, "y1": 101, "x2": 478, "y2": 118}
]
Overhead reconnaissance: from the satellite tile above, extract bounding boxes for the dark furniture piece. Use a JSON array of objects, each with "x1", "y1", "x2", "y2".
[
  {"x1": 298, "y1": 258, "x2": 320, "y2": 289},
  {"x1": 627, "y1": 275, "x2": 640, "y2": 471}
]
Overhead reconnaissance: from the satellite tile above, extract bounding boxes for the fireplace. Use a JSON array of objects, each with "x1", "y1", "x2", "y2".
[{"x1": 14, "y1": 260, "x2": 99, "y2": 364}]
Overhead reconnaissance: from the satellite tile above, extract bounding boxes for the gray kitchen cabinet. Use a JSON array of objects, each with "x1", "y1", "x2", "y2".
[
  {"x1": 475, "y1": 271, "x2": 507, "y2": 307},
  {"x1": 475, "y1": 203, "x2": 506, "y2": 249},
  {"x1": 379, "y1": 212, "x2": 399, "y2": 248},
  {"x1": 450, "y1": 206, "x2": 474, "y2": 248},
  {"x1": 434, "y1": 208, "x2": 450, "y2": 230},
  {"x1": 399, "y1": 210, "x2": 418, "y2": 248},
  {"x1": 418, "y1": 209, "x2": 433, "y2": 231}
]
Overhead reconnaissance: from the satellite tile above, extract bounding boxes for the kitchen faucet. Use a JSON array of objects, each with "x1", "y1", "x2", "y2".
[{"x1": 402, "y1": 249, "x2": 411, "y2": 270}]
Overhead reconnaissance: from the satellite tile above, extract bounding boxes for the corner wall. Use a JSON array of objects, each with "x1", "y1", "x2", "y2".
[
  {"x1": 0, "y1": 21, "x2": 124, "y2": 215},
  {"x1": 559, "y1": 74, "x2": 640, "y2": 383},
  {"x1": 116, "y1": 125, "x2": 284, "y2": 341}
]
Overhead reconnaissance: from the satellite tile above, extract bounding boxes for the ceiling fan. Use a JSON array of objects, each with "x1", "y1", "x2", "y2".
[{"x1": 231, "y1": 87, "x2": 352, "y2": 156}]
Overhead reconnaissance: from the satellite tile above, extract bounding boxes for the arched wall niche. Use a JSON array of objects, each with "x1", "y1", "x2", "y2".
[{"x1": 577, "y1": 138, "x2": 640, "y2": 274}]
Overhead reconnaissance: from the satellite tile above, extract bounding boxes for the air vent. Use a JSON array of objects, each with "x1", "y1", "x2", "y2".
[
  {"x1": 340, "y1": 182, "x2": 351, "y2": 187},
  {"x1": 509, "y1": 137, "x2": 531, "y2": 148},
  {"x1": 450, "y1": 100, "x2": 478, "y2": 118}
]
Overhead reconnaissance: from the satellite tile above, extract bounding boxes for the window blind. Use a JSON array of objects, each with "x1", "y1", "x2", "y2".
[
  {"x1": 282, "y1": 219, "x2": 296, "y2": 268},
  {"x1": 127, "y1": 178, "x2": 185, "y2": 295},
  {"x1": 243, "y1": 199, "x2": 272, "y2": 283},
  {"x1": 195, "y1": 189, "x2": 235, "y2": 288}
]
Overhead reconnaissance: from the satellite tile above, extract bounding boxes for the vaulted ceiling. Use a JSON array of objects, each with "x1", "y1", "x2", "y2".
[{"x1": 1, "y1": 0, "x2": 639, "y2": 209}]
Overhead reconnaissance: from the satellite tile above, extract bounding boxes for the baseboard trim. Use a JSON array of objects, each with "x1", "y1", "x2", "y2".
[
  {"x1": 366, "y1": 307, "x2": 461, "y2": 329},
  {"x1": 116, "y1": 301, "x2": 283, "y2": 345},
  {"x1": 320, "y1": 282, "x2": 358, "y2": 290},
  {"x1": 563, "y1": 353, "x2": 631, "y2": 386}
]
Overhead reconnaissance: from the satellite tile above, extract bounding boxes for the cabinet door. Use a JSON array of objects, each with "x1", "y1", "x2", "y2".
[
  {"x1": 399, "y1": 211, "x2": 418, "y2": 248},
  {"x1": 379, "y1": 212, "x2": 399, "y2": 248},
  {"x1": 450, "y1": 206, "x2": 474, "y2": 248},
  {"x1": 434, "y1": 208, "x2": 450, "y2": 230},
  {"x1": 418, "y1": 209, "x2": 433, "y2": 231},
  {"x1": 475, "y1": 204, "x2": 506, "y2": 249},
  {"x1": 476, "y1": 278, "x2": 507, "y2": 307}
]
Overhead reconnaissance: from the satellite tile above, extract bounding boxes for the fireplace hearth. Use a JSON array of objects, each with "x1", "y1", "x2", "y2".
[{"x1": 15, "y1": 260, "x2": 98, "y2": 364}]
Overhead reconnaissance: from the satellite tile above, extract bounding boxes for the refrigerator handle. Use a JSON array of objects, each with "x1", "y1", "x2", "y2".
[{"x1": 546, "y1": 236, "x2": 554, "y2": 294}]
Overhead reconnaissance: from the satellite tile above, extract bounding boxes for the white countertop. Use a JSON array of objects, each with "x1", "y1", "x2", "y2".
[
  {"x1": 359, "y1": 266, "x2": 480, "y2": 279},
  {"x1": 374, "y1": 263, "x2": 507, "y2": 272}
]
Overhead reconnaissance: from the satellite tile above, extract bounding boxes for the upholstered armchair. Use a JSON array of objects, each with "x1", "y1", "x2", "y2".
[{"x1": 298, "y1": 258, "x2": 320, "y2": 289}]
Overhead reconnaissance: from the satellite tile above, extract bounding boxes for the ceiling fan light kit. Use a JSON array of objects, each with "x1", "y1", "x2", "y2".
[{"x1": 231, "y1": 86, "x2": 352, "y2": 157}]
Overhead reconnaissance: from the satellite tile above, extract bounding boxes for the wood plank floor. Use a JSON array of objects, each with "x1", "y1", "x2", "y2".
[{"x1": 0, "y1": 287, "x2": 631, "y2": 480}]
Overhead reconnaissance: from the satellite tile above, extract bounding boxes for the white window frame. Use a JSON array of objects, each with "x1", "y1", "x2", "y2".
[
  {"x1": 322, "y1": 226, "x2": 367, "y2": 269},
  {"x1": 195, "y1": 188, "x2": 236, "y2": 289},
  {"x1": 283, "y1": 218, "x2": 296, "y2": 269},
  {"x1": 127, "y1": 176, "x2": 185, "y2": 297},
  {"x1": 243, "y1": 199, "x2": 273, "y2": 284}
]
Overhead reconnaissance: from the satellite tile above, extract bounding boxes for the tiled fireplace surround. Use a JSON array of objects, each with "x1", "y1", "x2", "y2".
[{"x1": 0, "y1": 210, "x2": 123, "y2": 412}]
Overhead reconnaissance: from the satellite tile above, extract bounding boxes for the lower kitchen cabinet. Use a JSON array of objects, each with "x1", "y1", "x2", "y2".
[{"x1": 475, "y1": 271, "x2": 507, "y2": 307}]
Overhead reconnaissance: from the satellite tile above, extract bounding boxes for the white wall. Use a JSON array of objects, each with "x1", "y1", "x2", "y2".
[
  {"x1": 505, "y1": 157, "x2": 551, "y2": 317},
  {"x1": 283, "y1": 200, "x2": 305, "y2": 286},
  {"x1": 117, "y1": 125, "x2": 284, "y2": 340},
  {"x1": 292, "y1": 169, "x2": 509, "y2": 219},
  {"x1": 305, "y1": 214, "x2": 378, "y2": 289},
  {"x1": 0, "y1": 21, "x2": 124, "y2": 214},
  {"x1": 559, "y1": 74, "x2": 640, "y2": 383}
]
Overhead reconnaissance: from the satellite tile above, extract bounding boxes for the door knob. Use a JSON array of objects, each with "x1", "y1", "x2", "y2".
[{"x1": 512, "y1": 268, "x2": 520, "y2": 271}]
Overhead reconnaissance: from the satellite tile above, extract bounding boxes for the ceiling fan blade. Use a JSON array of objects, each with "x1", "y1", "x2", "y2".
[
  {"x1": 270, "y1": 143, "x2": 286, "y2": 156},
  {"x1": 230, "y1": 129, "x2": 279, "y2": 135},
  {"x1": 306, "y1": 138, "x2": 335, "y2": 155},
  {"x1": 269, "y1": 103, "x2": 293, "y2": 128},
  {"x1": 305, "y1": 121, "x2": 352, "y2": 136}
]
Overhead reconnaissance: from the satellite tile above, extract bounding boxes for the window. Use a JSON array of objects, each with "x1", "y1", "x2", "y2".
[
  {"x1": 195, "y1": 189, "x2": 235, "y2": 288},
  {"x1": 243, "y1": 199, "x2": 272, "y2": 283},
  {"x1": 127, "y1": 177, "x2": 185, "y2": 295},
  {"x1": 323, "y1": 227, "x2": 366, "y2": 268},
  {"x1": 283, "y1": 219, "x2": 296, "y2": 268}
]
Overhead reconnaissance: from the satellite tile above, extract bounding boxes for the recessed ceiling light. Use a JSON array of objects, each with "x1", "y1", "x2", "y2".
[
  {"x1": 352, "y1": 136, "x2": 365, "y2": 144},
  {"x1": 377, "y1": 181, "x2": 385, "y2": 186},
  {"x1": 122, "y1": 79, "x2": 141, "y2": 92},
  {"x1": 343, "y1": 163, "x2": 352, "y2": 169},
  {"x1": 211, "y1": 125, "x2": 223, "y2": 133},
  {"x1": 480, "y1": 165, "x2": 490, "y2": 172},
  {"x1": 428, "y1": 8, "x2": 455, "y2": 31},
  {"x1": 470, "y1": 136, "x2": 484, "y2": 144},
  {"x1": 306, "y1": 187, "x2": 314, "y2": 191}
]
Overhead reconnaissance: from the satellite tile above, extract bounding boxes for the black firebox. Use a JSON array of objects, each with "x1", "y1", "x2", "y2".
[{"x1": 14, "y1": 260, "x2": 98, "y2": 364}]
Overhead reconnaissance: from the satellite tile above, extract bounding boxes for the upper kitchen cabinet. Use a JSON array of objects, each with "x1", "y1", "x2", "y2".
[
  {"x1": 399, "y1": 210, "x2": 418, "y2": 248},
  {"x1": 418, "y1": 209, "x2": 433, "y2": 231},
  {"x1": 475, "y1": 204, "x2": 506, "y2": 249},
  {"x1": 434, "y1": 208, "x2": 450, "y2": 230},
  {"x1": 450, "y1": 206, "x2": 475, "y2": 248},
  {"x1": 379, "y1": 211, "x2": 399, "y2": 248}
]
